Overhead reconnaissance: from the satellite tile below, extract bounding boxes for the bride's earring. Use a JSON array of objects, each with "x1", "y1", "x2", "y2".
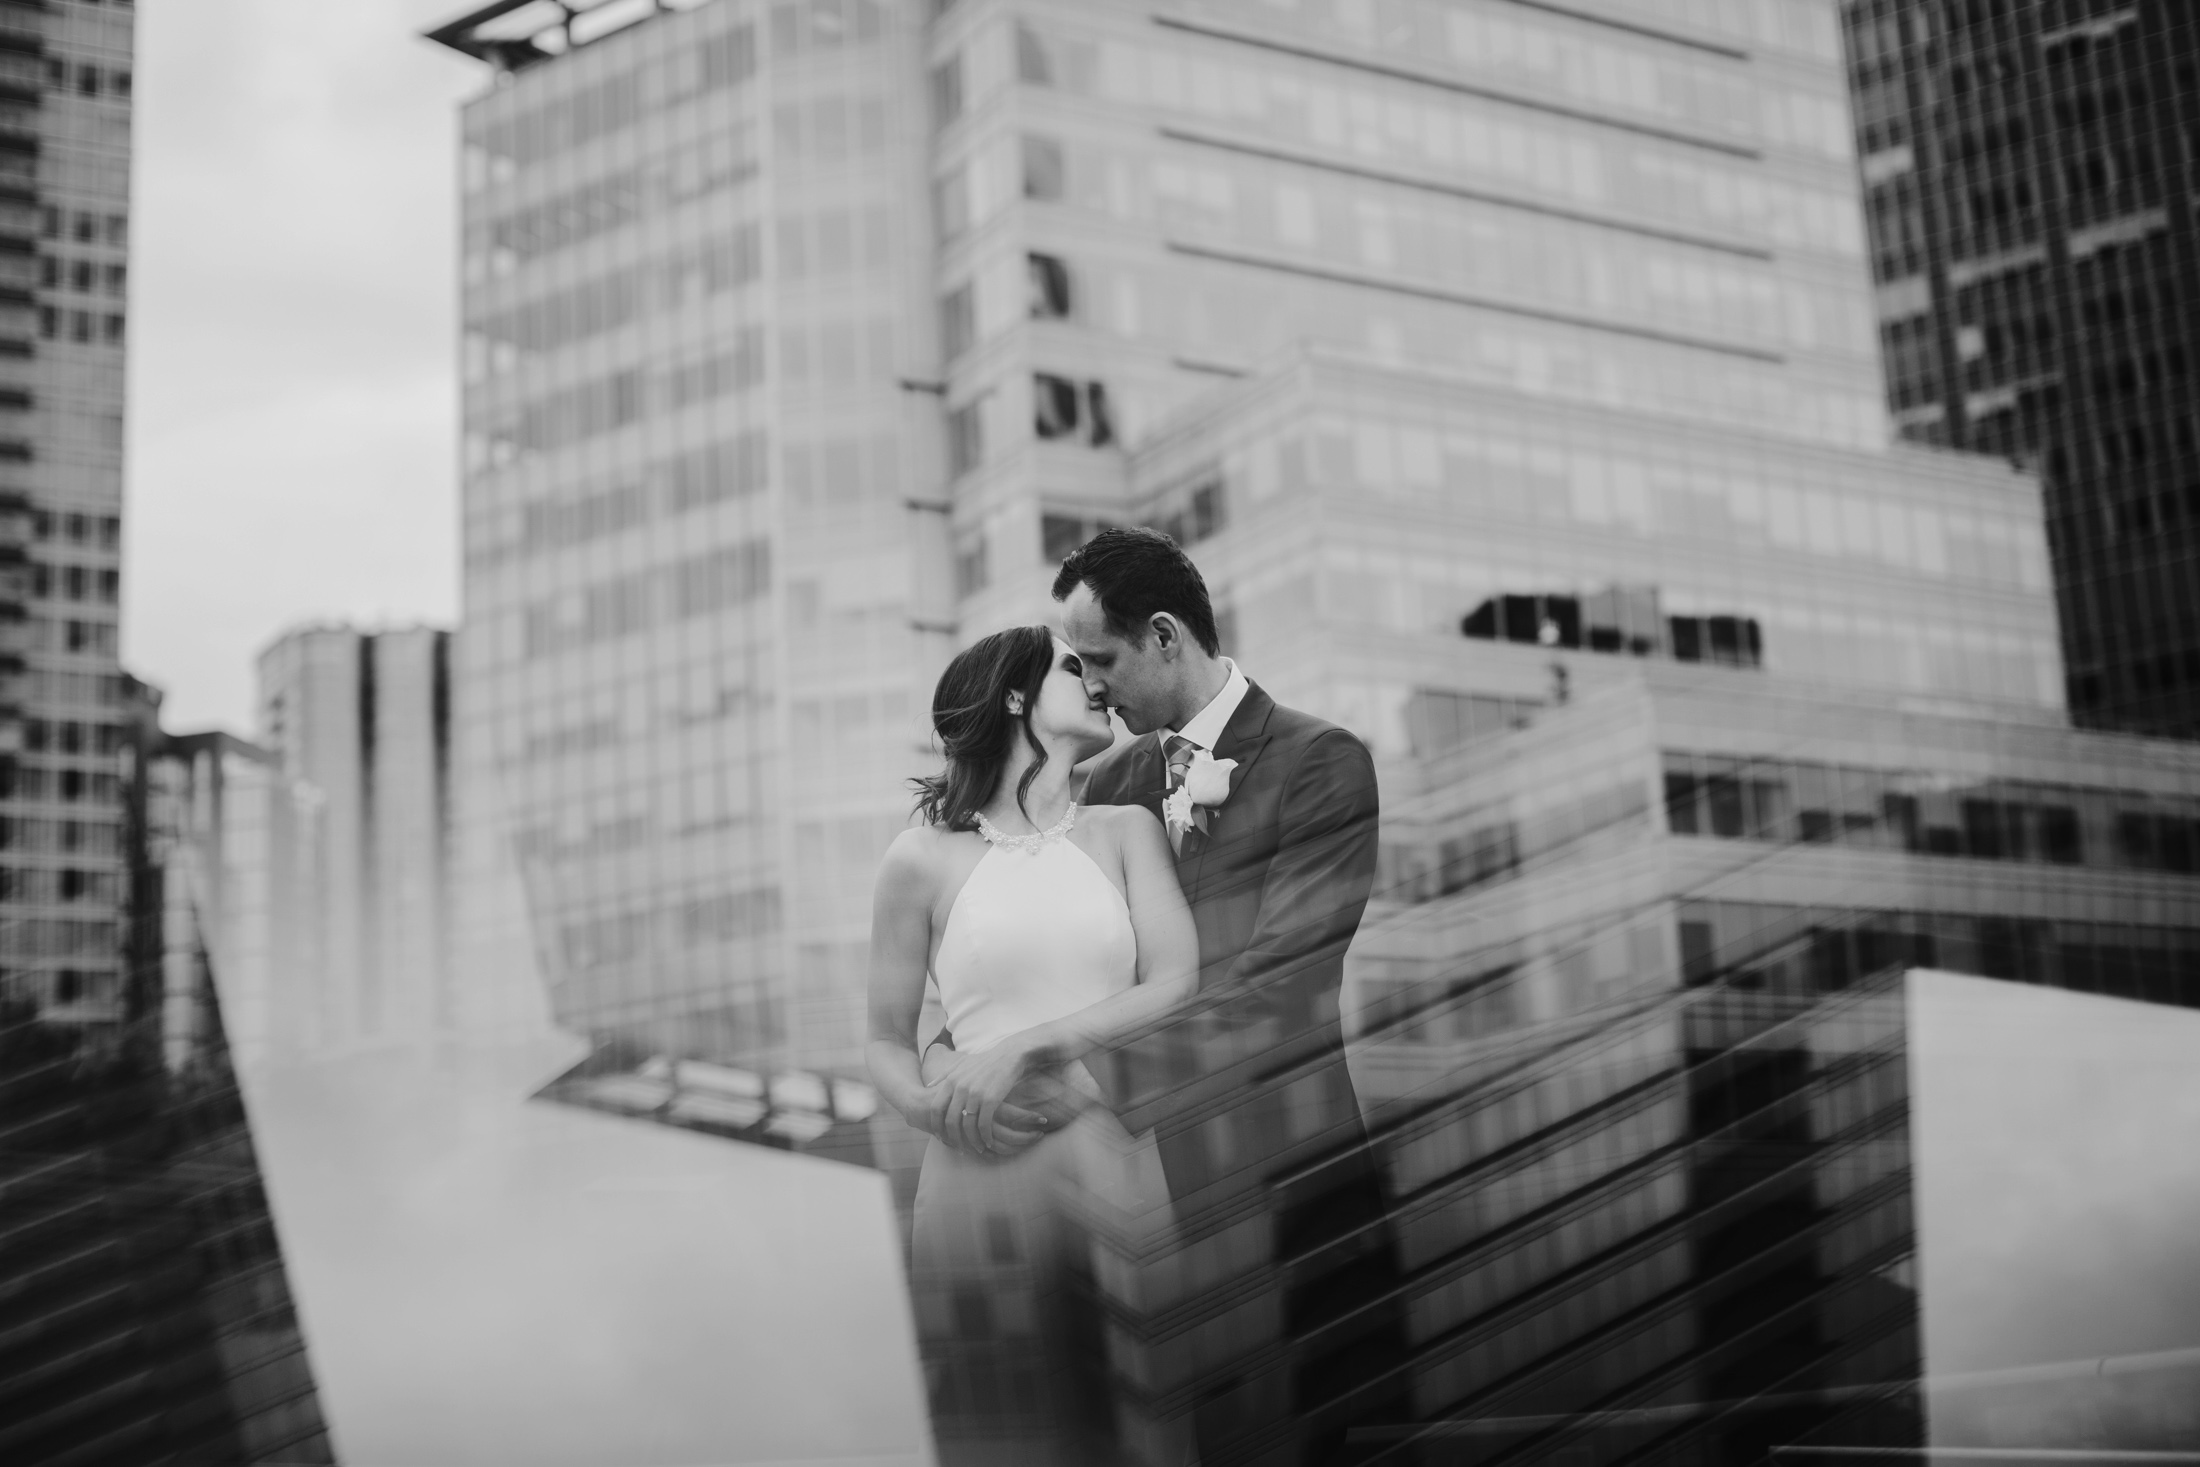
[{"x1": 1007, "y1": 694, "x2": 1025, "y2": 716}]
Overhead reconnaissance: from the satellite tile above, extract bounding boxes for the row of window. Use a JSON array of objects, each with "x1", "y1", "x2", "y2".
[
  {"x1": 1678, "y1": 899, "x2": 2200, "y2": 1011},
  {"x1": 1460, "y1": 591, "x2": 1764, "y2": 669},
  {"x1": 31, "y1": 511, "x2": 118, "y2": 547},
  {"x1": 39, "y1": 257, "x2": 124, "y2": 296},
  {"x1": 468, "y1": 24, "x2": 758, "y2": 173},
  {"x1": 0, "y1": 765, "x2": 119, "y2": 804},
  {"x1": 518, "y1": 537, "x2": 771, "y2": 660},
  {"x1": 938, "y1": 252, "x2": 1069, "y2": 362},
  {"x1": 944, "y1": 371, "x2": 1114, "y2": 478},
  {"x1": 31, "y1": 618, "x2": 118, "y2": 655},
  {"x1": 0, "y1": 814, "x2": 120, "y2": 853},
  {"x1": 0, "y1": 865, "x2": 115, "y2": 904},
  {"x1": 469, "y1": 330, "x2": 763, "y2": 468},
  {"x1": 37, "y1": 306, "x2": 123, "y2": 345},
  {"x1": 40, "y1": 207, "x2": 125, "y2": 247},
  {"x1": 1662, "y1": 750, "x2": 2200, "y2": 876},
  {"x1": 556, "y1": 885, "x2": 781, "y2": 973},
  {"x1": 0, "y1": 916, "x2": 117, "y2": 958},
  {"x1": 40, "y1": 58, "x2": 129, "y2": 100},
  {"x1": 35, "y1": 967, "x2": 118, "y2": 1009},
  {"x1": 31, "y1": 563, "x2": 119, "y2": 604},
  {"x1": 468, "y1": 235, "x2": 758, "y2": 377},
  {"x1": 468, "y1": 130, "x2": 755, "y2": 271},
  {"x1": 480, "y1": 430, "x2": 767, "y2": 563}
]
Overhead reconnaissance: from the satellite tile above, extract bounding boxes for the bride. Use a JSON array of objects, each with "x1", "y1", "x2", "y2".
[{"x1": 868, "y1": 624, "x2": 1199, "y2": 1466}]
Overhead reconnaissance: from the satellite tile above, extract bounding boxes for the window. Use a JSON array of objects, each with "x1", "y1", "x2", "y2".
[
  {"x1": 1086, "y1": 382, "x2": 1113, "y2": 446},
  {"x1": 1016, "y1": 22, "x2": 1052, "y2": 85},
  {"x1": 930, "y1": 55, "x2": 962, "y2": 126},
  {"x1": 939, "y1": 283, "x2": 974, "y2": 360},
  {"x1": 1032, "y1": 374, "x2": 1080, "y2": 439},
  {"x1": 946, "y1": 397, "x2": 984, "y2": 476},
  {"x1": 1041, "y1": 513, "x2": 1085, "y2": 563},
  {"x1": 1187, "y1": 479, "x2": 1222, "y2": 540},
  {"x1": 76, "y1": 65, "x2": 98, "y2": 97},
  {"x1": 933, "y1": 164, "x2": 969, "y2": 241},
  {"x1": 1021, "y1": 135, "x2": 1064, "y2": 200},
  {"x1": 1026, "y1": 252, "x2": 1070, "y2": 319},
  {"x1": 71, "y1": 213, "x2": 92, "y2": 244},
  {"x1": 954, "y1": 533, "x2": 988, "y2": 598},
  {"x1": 69, "y1": 260, "x2": 90, "y2": 292}
]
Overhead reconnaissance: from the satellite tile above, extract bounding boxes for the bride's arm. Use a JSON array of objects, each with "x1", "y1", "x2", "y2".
[
  {"x1": 937, "y1": 808, "x2": 1198, "y2": 1146},
  {"x1": 866, "y1": 831, "x2": 963, "y2": 1144},
  {"x1": 867, "y1": 829, "x2": 1047, "y2": 1156}
]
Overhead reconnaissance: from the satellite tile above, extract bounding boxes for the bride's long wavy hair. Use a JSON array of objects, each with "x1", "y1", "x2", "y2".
[{"x1": 911, "y1": 624, "x2": 1057, "y2": 833}]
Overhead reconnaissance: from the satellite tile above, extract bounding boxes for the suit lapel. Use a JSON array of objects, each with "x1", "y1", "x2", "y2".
[{"x1": 1182, "y1": 683, "x2": 1276, "y2": 890}]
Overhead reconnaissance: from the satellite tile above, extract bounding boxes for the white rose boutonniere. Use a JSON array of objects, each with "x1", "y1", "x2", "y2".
[
  {"x1": 1184, "y1": 749, "x2": 1238, "y2": 809},
  {"x1": 1164, "y1": 748, "x2": 1239, "y2": 845}
]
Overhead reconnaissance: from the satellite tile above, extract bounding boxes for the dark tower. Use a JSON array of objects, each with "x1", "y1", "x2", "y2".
[{"x1": 1842, "y1": 1, "x2": 2200, "y2": 735}]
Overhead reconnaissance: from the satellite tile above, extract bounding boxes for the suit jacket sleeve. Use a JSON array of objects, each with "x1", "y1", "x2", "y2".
[{"x1": 1213, "y1": 726, "x2": 1379, "y2": 1011}]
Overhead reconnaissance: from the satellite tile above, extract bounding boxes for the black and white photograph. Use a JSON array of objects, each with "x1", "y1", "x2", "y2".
[{"x1": 6, "y1": 1, "x2": 2200, "y2": 1464}]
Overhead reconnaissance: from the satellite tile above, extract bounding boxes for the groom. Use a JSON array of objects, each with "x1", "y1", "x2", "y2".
[{"x1": 1054, "y1": 528, "x2": 1404, "y2": 1460}]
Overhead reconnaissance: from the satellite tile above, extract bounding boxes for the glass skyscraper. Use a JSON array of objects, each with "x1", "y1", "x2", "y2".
[{"x1": 1839, "y1": 1, "x2": 2200, "y2": 736}]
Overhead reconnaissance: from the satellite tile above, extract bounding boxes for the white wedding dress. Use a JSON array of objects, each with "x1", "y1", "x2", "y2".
[{"x1": 910, "y1": 808, "x2": 1191, "y2": 1467}]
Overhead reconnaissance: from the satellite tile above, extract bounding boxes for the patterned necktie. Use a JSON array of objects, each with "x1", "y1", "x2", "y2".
[{"x1": 1162, "y1": 734, "x2": 1199, "y2": 853}]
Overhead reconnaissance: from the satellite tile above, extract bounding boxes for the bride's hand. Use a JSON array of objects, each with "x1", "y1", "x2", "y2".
[{"x1": 934, "y1": 1038, "x2": 1054, "y2": 1156}]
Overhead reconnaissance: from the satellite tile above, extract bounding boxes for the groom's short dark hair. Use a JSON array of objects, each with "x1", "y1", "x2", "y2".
[{"x1": 1052, "y1": 526, "x2": 1221, "y2": 656}]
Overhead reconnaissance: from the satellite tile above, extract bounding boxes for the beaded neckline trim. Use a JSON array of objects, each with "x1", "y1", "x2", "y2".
[{"x1": 974, "y1": 805, "x2": 1076, "y2": 854}]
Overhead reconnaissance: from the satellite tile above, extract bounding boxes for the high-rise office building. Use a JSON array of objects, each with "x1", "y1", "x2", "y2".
[
  {"x1": 428, "y1": 1, "x2": 2198, "y2": 1461},
  {"x1": 255, "y1": 623, "x2": 455, "y2": 1056},
  {"x1": 1839, "y1": 1, "x2": 2200, "y2": 736},
  {"x1": 0, "y1": 0, "x2": 135, "y2": 1032}
]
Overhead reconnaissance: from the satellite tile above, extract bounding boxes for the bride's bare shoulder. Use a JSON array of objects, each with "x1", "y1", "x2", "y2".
[
  {"x1": 1082, "y1": 802, "x2": 1166, "y2": 847},
  {"x1": 876, "y1": 822, "x2": 954, "y2": 895}
]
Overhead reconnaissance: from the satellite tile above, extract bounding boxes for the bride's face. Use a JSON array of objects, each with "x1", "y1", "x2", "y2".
[{"x1": 1026, "y1": 637, "x2": 1115, "y2": 761}]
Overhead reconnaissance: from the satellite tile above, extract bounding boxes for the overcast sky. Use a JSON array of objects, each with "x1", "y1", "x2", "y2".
[{"x1": 126, "y1": 0, "x2": 481, "y2": 733}]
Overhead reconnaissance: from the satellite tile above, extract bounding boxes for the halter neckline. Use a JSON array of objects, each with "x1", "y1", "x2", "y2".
[{"x1": 974, "y1": 804, "x2": 1076, "y2": 855}]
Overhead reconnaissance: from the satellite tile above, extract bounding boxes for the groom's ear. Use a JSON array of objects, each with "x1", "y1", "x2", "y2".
[{"x1": 1150, "y1": 613, "x2": 1182, "y2": 657}]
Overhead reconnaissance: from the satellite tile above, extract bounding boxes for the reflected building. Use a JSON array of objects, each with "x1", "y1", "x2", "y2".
[
  {"x1": 425, "y1": 1, "x2": 2199, "y2": 1463},
  {"x1": 1838, "y1": 2, "x2": 2200, "y2": 736},
  {"x1": 256, "y1": 622, "x2": 455, "y2": 1057}
]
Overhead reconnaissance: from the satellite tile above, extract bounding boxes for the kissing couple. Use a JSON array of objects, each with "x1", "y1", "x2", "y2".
[{"x1": 868, "y1": 527, "x2": 1399, "y2": 1465}]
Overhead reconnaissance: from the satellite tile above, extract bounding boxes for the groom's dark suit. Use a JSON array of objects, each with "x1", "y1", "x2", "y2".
[{"x1": 1082, "y1": 680, "x2": 1405, "y2": 1465}]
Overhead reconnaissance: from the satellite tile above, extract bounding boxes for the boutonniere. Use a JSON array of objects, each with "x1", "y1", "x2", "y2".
[{"x1": 1165, "y1": 749, "x2": 1239, "y2": 837}]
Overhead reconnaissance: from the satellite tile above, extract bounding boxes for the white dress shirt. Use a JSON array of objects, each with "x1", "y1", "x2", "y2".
[{"x1": 1165, "y1": 657, "x2": 1249, "y2": 753}]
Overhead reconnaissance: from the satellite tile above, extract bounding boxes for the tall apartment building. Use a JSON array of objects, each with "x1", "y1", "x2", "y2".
[
  {"x1": 430, "y1": 1, "x2": 2200, "y2": 1460},
  {"x1": 1840, "y1": 1, "x2": 2200, "y2": 736},
  {"x1": 0, "y1": 0, "x2": 134, "y2": 1031},
  {"x1": 255, "y1": 623, "x2": 455, "y2": 1057}
]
